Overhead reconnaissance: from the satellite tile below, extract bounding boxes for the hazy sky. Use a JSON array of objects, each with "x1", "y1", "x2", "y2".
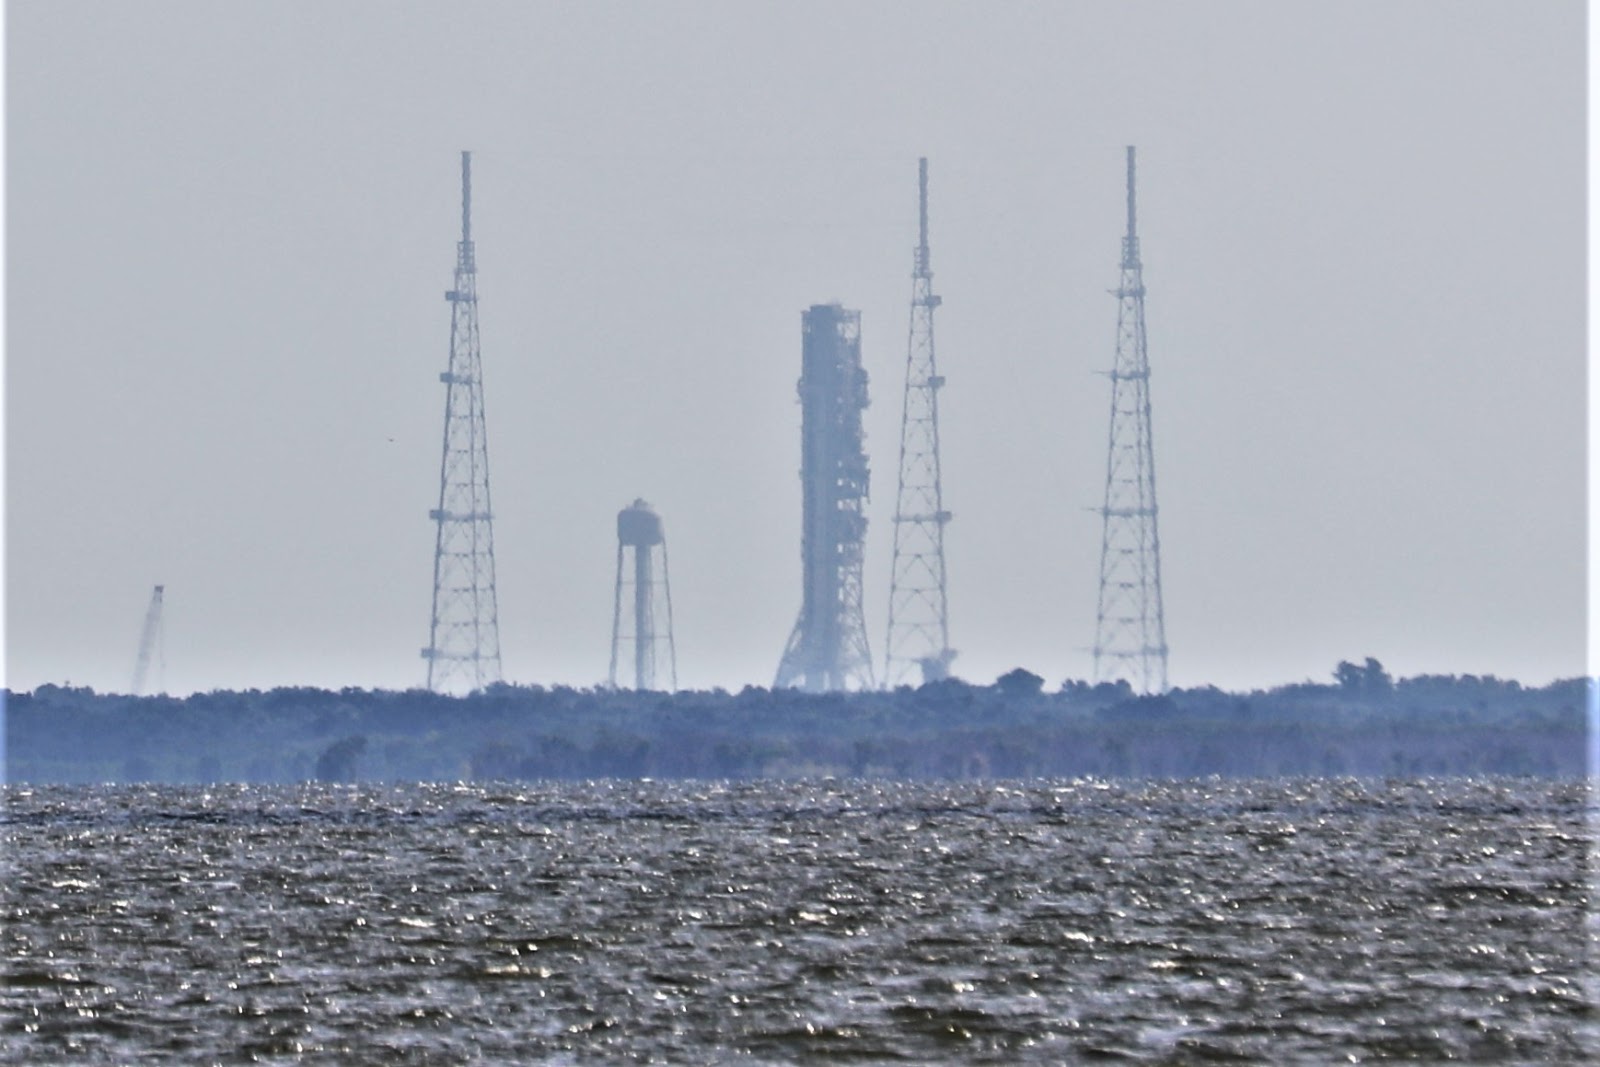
[{"x1": 5, "y1": 1, "x2": 1586, "y2": 696}]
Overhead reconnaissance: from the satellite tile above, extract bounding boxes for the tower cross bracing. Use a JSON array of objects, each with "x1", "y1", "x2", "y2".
[
  {"x1": 422, "y1": 150, "x2": 503, "y2": 693},
  {"x1": 1092, "y1": 146, "x2": 1169, "y2": 694}
]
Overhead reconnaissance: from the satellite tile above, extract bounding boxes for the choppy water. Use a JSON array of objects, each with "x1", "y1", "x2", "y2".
[{"x1": 3, "y1": 778, "x2": 1594, "y2": 1063}]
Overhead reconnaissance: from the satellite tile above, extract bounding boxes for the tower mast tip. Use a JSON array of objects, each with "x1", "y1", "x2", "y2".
[
  {"x1": 916, "y1": 157, "x2": 931, "y2": 276},
  {"x1": 1125, "y1": 146, "x2": 1137, "y2": 240},
  {"x1": 460, "y1": 150, "x2": 472, "y2": 244}
]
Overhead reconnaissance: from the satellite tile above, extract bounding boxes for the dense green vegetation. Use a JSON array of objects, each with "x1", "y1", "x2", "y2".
[{"x1": 3, "y1": 661, "x2": 1589, "y2": 783}]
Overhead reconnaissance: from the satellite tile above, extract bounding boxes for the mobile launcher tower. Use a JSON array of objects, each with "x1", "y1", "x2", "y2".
[
  {"x1": 775, "y1": 304, "x2": 875, "y2": 692},
  {"x1": 609, "y1": 499, "x2": 677, "y2": 691}
]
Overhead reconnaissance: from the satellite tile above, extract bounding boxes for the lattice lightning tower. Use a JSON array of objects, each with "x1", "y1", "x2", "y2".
[
  {"x1": 884, "y1": 157, "x2": 955, "y2": 687},
  {"x1": 421, "y1": 151, "x2": 503, "y2": 693},
  {"x1": 1092, "y1": 146, "x2": 1169, "y2": 694}
]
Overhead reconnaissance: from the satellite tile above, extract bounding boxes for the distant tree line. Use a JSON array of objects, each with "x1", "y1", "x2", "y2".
[{"x1": 3, "y1": 661, "x2": 1589, "y2": 784}]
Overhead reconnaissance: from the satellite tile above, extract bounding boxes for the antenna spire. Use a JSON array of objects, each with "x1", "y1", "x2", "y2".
[
  {"x1": 916, "y1": 156, "x2": 930, "y2": 276},
  {"x1": 1126, "y1": 146, "x2": 1137, "y2": 238},
  {"x1": 1122, "y1": 146, "x2": 1140, "y2": 269},
  {"x1": 460, "y1": 150, "x2": 472, "y2": 246}
]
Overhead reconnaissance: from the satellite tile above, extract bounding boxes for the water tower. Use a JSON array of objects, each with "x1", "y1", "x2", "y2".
[{"x1": 609, "y1": 499, "x2": 677, "y2": 690}]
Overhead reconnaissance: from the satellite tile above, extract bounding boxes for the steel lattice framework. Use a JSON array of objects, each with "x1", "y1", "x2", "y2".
[
  {"x1": 884, "y1": 157, "x2": 955, "y2": 688},
  {"x1": 775, "y1": 304, "x2": 875, "y2": 692},
  {"x1": 1093, "y1": 146, "x2": 1169, "y2": 694},
  {"x1": 421, "y1": 151, "x2": 503, "y2": 693}
]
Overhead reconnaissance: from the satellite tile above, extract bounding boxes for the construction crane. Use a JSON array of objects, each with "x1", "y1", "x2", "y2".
[{"x1": 130, "y1": 584, "x2": 165, "y2": 696}]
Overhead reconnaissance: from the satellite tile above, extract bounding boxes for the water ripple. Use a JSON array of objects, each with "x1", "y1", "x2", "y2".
[{"x1": 2, "y1": 778, "x2": 1594, "y2": 1062}]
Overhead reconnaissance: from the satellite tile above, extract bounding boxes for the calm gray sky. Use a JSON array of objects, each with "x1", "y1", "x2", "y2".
[{"x1": 5, "y1": 1, "x2": 1586, "y2": 695}]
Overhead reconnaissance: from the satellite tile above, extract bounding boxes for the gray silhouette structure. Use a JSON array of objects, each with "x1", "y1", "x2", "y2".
[
  {"x1": 775, "y1": 304, "x2": 875, "y2": 692},
  {"x1": 421, "y1": 151, "x2": 503, "y2": 693},
  {"x1": 884, "y1": 157, "x2": 955, "y2": 687},
  {"x1": 130, "y1": 584, "x2": 165, "y2": 696},
  {"x1": 1092, "y1": 146, "x2": 1169, "y2": 694},
  {"x1": 609, "y1": 499, "x2": 677, "y2": 691}
]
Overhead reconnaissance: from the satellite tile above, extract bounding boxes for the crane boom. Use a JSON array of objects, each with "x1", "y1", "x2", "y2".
[{"x1": 130, "y1": 585, "x2": 165, "y2": 695}]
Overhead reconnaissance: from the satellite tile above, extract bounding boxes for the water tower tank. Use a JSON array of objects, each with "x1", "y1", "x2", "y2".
[{"x1": 617, "y1": 499, "x2": 664, "y2": 547}]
